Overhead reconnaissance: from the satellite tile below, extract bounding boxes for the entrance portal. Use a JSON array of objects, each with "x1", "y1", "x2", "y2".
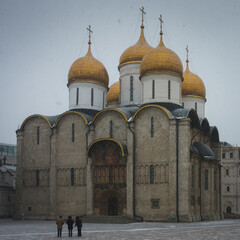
[{"x1": 89, "y1": 140, "x2": 127, "y2": 216}]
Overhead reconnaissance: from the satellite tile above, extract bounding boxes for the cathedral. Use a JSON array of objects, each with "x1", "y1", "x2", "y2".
[{"x1": 15, "y1": 10, "x2": 222, "y2": 222}]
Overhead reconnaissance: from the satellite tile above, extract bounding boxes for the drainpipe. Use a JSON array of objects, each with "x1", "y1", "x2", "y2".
[
  {"x1": 127, "y1": 122, "x2": 136, "y2": 220},
  {"x1": 176, "y1": 119, "x2": 179, "y2": 222},
  {"x1": 199, "y1": 157, "x2": 203, "y2": 221},
  {"x1": 86, "y1": 124, "x2": 91, "y2": 163}
]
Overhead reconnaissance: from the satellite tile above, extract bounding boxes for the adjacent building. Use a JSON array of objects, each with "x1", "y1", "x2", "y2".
[{"x1": 221, "y1": 142, "x2": 240, "y2": 215}]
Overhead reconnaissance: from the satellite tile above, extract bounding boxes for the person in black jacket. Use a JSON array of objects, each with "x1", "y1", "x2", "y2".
[
  {"x1": 75, "y1": 216, "x2": 82, "y2": 237},
  {"x1": 66, "y1": 216, "x2": 74, "y2": 237}
]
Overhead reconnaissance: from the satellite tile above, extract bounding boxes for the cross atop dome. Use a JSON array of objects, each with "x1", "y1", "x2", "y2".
[
  {"x1": 186, "y1": 45, "x2": 189, "y2": 63},
  {"x1": 87, "y1": 25, "x2": 93, "y2": 45},
  {"x1": 140, "y1": 6, "x2": 146, "y2": 28},
  {"x1": 159, "y1": 15, "x2": 164, "y2": 36}
]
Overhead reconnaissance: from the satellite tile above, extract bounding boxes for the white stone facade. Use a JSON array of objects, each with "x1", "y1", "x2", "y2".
[{"x1": 182, "y1": 96, "x2": 205, "y2": 118}]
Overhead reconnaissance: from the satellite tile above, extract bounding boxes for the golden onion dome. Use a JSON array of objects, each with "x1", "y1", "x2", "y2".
[
  {"x1": 182, "y1": 61, "x2": 206, "y2": 100},
  {"x1": 107, "y1": 81, "x2": 119, "y2": 106},
  {"x1": 140, "y1": 35, "x2": 183, "y2": 78},
  {"x1": 119, "y1": 26, "x2": 153, "y2": 68},
  {"x1": 68, "y1": 43, "x2": 109, "y2": 88}
]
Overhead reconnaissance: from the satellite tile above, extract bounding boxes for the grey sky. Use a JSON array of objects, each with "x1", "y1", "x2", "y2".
[{"x1": 0, "y1": 0, "x2": 240, "y2": 146}]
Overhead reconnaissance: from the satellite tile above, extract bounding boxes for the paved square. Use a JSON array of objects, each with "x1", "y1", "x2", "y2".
[{"x1": 0, "y1": 219, "x2": 240, "y2": 239}]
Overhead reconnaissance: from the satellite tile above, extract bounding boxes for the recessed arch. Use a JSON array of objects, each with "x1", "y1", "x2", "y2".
[
  {"x1": 210, "y1": 126, "x2": 220, "y2": 143},
  {"x1": 55, "y1": 111, "x2": 88, "y2": 127},
  {"x1": 200, "y1": 118, "x2": 210, "y2": 136},
  {"x1": 92, "y1": 108, "x2": 128, "y2": 124},
  {"x1": 87, "y1": 138, "x2": 127, "y2": 157},
  {"x1": 20, "y1": 114, "x2": 51, "y2": 131},
  {"x1": 131, "y1": 104, "x2": 172, "y2": 122}
]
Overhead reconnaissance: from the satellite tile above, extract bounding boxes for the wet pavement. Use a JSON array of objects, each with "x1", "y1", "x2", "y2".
[{"x1": 0, "y1": 218, "x2": 240, "y2": 239}]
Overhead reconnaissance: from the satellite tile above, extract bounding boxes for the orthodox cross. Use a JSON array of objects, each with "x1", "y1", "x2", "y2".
[
  {"x1": 140, "y1": 6, "x2": 146, "y2": 27},
  {"x1": 159, "y1": 15, "x2": 164, "y2": 35},
  {"x1": 186, "y1": 45, "x2": 189, "y2": 63},
  {"x1": 87, "y1": 25, "x2": 93, "y2": 44}
]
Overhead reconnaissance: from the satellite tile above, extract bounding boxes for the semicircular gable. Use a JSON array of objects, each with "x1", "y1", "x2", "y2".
[
  {"x1": 55, "y1": 111, "x2": 88, "y2": 127},
  {"x1": 188, "y1": 109, "x2": 200, "y2": 129},
  {"x1": 210, "y1": 126, "x2": 220, "y2": 142},
  {"x1": 131, "y1": 104, "x2": 172, "y2": 122},
  {"x1": 20, "y1": 114, "x2": 51, "y2": 131},
  {"x1": 200, "y1": 118, "x2": 210, "y2": 136},
  {"x1": 92, "y1": 108, "x2": 128, "y2": 124}
]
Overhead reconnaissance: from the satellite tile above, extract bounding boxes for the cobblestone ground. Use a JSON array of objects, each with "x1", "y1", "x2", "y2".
[{"x1": 0, "y1": 219, "x2": 240, "y2": 240}]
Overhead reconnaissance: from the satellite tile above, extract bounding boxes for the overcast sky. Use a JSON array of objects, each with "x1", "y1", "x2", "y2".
[{"x1": 1, "y1": 0, "x2": 240, "y2": 146}]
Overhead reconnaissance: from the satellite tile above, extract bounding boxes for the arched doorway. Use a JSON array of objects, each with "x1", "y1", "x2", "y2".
[
  {"x1": 226, "y1": 206, "x2": 232, "y2": 213},
  {"x1": 88, "y1": 139, "x2": 127, "y2": 216}
]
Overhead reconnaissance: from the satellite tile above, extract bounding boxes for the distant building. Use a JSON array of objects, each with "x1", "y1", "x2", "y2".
[
  {"x1": 221, "y1": 142, "x2": 240, "y2": 215},
  {"x1": 0, "y1": 143, "x2": 17, "y2": 166},
  {"x1": 0, "y1": 165, "x2": 16, "y2": 217}
]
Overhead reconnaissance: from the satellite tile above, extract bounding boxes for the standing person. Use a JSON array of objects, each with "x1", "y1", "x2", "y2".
[
  {"x1": 56, "y1": 216, "x2": 64, "y2": 237},
  {"x1": 66, "y1": 216, "x2": 74, "y2": 237},
  {"x1": 75, "y1": 216, "x2": 82, "y2": 237}
]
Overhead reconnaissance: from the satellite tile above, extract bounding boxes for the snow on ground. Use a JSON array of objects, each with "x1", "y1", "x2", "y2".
[{"x1": 0, "y1": 218, "x2": 240, "y2": 240}]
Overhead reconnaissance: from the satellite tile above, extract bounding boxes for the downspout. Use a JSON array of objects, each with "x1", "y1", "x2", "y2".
[
  {"x1": 127, "y1": 122, "x2": 138, "y2": 220},
  {"x1": 86, "y1": 124, "x2": 91, "y2": 163},
  {"x1": 176, "y1": 119, "x2": 179, "y2": 222},
  {"x1": 199, "y1": 157, "x2": 202, "y2": 221}
]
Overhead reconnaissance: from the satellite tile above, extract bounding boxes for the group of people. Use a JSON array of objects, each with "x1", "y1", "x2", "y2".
[{"x1": 56, "y1": 215, "x2": 82, "y2": 237}]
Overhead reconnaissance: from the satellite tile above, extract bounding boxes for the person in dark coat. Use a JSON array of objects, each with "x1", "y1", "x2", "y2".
[
  {"x1": 75, "y1": 216, "x2": 82, "y2": 237},
  {"x1": 66, "y1": 216, "x2": 74, "y2": 237},
  {"x1": 56, "y1": 215, "x2": 64, "y2": 237}
]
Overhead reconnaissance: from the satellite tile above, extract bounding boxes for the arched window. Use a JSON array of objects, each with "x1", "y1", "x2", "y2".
[
  {"x1": 152, "y1": 80, "x2": 155, "y2": 99},
  {"x1": 76, "y1": 88, "x2": 79, "y2": 105},
  {"x1": 130, "y1": 76, "x2": 133, "y2": 101},
  {"x1": 151, "y1": 117, "x2": 154, "y2": 137},
  {"x1": 168, "y1": 80, "x2": 171, "y2": 99},
  {"x1": 227, "y1": 186, "x2": 230, "y2": 192},
  {"x1": 72, "y1": 123, "x2": 75, "y2": 142},
  {"x1": 226, "y1": 169, "x2": 229, "y2": 176},
  {"x1": 71, "y1": 168, "x2": 74, "y2": 186},
  {"x1": 150, "y1": 165, "x2": 154, "y2": 184},
  {"x1": 36, "y1": 169, "x2": 40, "y2": 186},
  {"x1": 37, "y1": 126, "x2": 40, "y2": 145},
  {"x1": 110, "y1": 120, "x2": 113, "y2": 138},
  {"x1": 204, "y1": 169, "x2": 208, "y2": 190},
  {"x1": 195, "y1": 102, "x2": 197, "y2": 112},
  {"x1": 91, "y1": 88, "x2": 94, "y2": 106}
]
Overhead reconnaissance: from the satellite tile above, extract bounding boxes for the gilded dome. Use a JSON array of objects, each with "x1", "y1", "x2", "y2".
[
  {"x1": 68, "y1": 45, "x2": 109, "y2": 88},
  {"x1": 107, "y1": 81, "x2": 119, "y2": 106},
  {"x1": 182, "y1": 62, "x2": 206, "y2": 99},
  {"x1": 140, "y1": 36, "x2": 183, "y2": 78},
  {"x1": 119, "y1": 26, "x2": 152, "y2": 68}
]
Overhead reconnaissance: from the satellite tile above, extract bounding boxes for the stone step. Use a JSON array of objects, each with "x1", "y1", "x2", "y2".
[{"x1": 81, "y1": 215, "x2": 136, "y2": 224}]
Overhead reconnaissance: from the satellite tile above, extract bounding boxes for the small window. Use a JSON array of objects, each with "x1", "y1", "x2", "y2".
[
  {"x1": 230, "y1": 152, "x2": 233, "y2": 158},
  {"x1": 151, "y1": 199, "x2": 159, "y2": 209},
  {"x1": 168, "y1": 80, "x2": 171, "y2": 99},
  {"x1": 110, "y1": 120, "x2": 113, "y2": 138},
  {"x1": 71, "y1": 168, "x2": 74, "y2": 186},
  {"x1": 204, "y1": 169, "x2": 208, "y2": 190},
  {"x1": 37, "y1": 126, "x2": 40, "y2": 145},
  {"x1": 76, "y1": 88, "x2": 79, "y2": 105},
  {"x1": 130, "y1": 76, "x2": 133, "y2": 101},
  {"x1": 227, "y1": 186, "x2": 230, "y2": 192},
  {"x1": 151, "y1": 117, "x2": 154, "y2": 137},
  {"x1": 91, "y1": 88, "x2": 94, "y2": 106},
  {"x1": 150, "y1": 165, "x2": 154, "y2": 184},
  {"x1": 226, "y1": 169, "x2": 229, "y2": 176},
  {"x1": 152, "y1": 80, "x2": 155, "y2": 99},
  {"x1": 222, "y1": 152, "x2": 225, "y2": 158},
  {"x1": 195, "y1": 102, "x2": 197, "y2": 112},
  {"x1": 28, "y1": 207, "x2": 32, "y2": 212},
  {"x1": 36, "y1": 169, "x2": 40, "y2": 186}
]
